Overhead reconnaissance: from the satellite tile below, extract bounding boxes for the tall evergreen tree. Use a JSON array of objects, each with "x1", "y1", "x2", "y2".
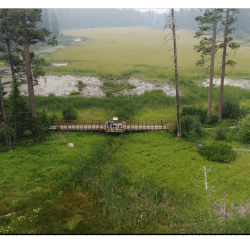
[
  {"x1": 7, "y1": 8, "x2": 57, "y2": 117},
  {"x1": 218, "y1": 9, "x2": 240, "y2": 120},
  {"x1": 194, "y1": 9, "x2": 223, "y2": 121}
]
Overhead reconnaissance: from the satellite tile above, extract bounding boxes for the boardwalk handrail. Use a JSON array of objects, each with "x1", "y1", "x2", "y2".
[
  {"x1": 50, "y1": 119, "x2": 176, "y2": 133},
  {"x1": 51, "y1": 119, "x2": 175, "y2": 126}
]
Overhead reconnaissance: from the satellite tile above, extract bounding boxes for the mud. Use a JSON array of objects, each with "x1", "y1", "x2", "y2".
[
  {"x1": 1, "y1": 74, "x2": 181, "y2": 98},
  {"x1": 201, "y1": 78, "x2": 250, "y2": 90}
]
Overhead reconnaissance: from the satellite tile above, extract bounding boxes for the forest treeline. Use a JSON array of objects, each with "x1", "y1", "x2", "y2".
[{"x1": 43, "y1": 8, "x2": 250, "y2": 39}]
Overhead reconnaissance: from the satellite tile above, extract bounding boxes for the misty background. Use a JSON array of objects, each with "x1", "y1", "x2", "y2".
[{"x1": 41, "y1": 8, "x2": 250, "y2": 40}]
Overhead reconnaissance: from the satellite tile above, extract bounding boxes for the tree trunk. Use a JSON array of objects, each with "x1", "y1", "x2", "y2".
[
  {"x1": 20, "y1": 9, "x2": 37, "y2": 117},
  {"x1": 207, "y1": 9, "x2": 217, "y2": 121},
  {"x1": 172, "y1": 8, "x2": 181, "y2": 137},
  {"x1": 0, "y1": 80, "x2": 12, "y2": 151},
  {"x1": 218, "y1": 9, "x2": 229, "y2": 120}
]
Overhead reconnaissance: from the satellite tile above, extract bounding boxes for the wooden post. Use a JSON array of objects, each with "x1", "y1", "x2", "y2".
[
  {"x1": 130, "y1": 120, "x2": 131, "y2": 134},
  {"x1": 67, "y1": 124, "x2": 68, "y2": 132},
  {"x1": 161, "y1": 120, "x2": 163, "y2": 130}
]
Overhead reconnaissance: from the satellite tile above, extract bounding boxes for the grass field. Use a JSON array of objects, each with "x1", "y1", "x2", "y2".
[
  {"x1": 2, "y1": 27, "x2": 250, "y2": 234},
  {"x1": 42, "y1": 27, "x2": 250, "y2": 80}
]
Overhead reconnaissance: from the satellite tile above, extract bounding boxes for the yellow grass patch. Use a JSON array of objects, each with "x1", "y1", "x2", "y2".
[{"x1": 43, "y1": 27, "x2": 250, "y2": 79}]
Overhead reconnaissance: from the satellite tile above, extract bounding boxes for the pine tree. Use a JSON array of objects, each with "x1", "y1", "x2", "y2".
[
  {"x1": 218, "y1": 9, "x2": 240, "y2": 120},
  {"x1": 194, "y1": 9, "x2": 223, "y2": 121},
  {"x1": 7, "y1": 9, "x2": 57, "y2": 117},
  {"x1": 0, "y1": 9, "x2": 19, "y2": 79},
  {"x1": 8, "y1": 76, "x2": 32, "y2": 144}
]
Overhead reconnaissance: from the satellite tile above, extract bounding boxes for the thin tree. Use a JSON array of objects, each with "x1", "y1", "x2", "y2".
[
  {"x1": 165, "y1": 8, "x2": 181, "y2": 137},
  {"x1": 170, "y1": 8, "x2": 181, "y2": 137},
  {"x1": 207, "y1": 9, "x2": 218, "y2": 122},
  {"x1": 19, "y1": 9, "x2": 37, "y2": 117},
  {"x1": 0, "y1": 79, "x2": 12, "y2": 150},
  {"x1": 218, "y1": 9, "x2": 239, "y2": 120},
  {"x1": 194, "y1": 9, "x2": 223, "y2": 121}
]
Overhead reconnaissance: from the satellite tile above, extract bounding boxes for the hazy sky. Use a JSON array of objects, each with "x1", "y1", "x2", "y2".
[{"x1": 137, "y1": 9, "x2": 170, "y2": 14}]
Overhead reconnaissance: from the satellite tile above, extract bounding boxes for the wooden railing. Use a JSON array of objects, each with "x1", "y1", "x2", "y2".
[{"x1": 50, "y1": 119, "x2": 175, "y2": 133}]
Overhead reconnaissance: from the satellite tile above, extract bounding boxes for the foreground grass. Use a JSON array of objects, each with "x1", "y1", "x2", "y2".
[{"x1": 1, "y1": 130, "x2": 250, "y2": 234}]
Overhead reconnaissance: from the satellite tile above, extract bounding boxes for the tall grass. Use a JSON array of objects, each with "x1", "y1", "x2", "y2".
[{"x1": 103, "y1": 81, "x2": 136, "y2": 90}]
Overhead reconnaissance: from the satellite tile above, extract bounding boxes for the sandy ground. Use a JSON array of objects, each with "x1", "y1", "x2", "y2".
[
  {"x1": 1, "y1": 74, "x2": 180, "y2": 98},
  {"x1": 201, "y1": 78, "x2": 250, "y2": 89}
]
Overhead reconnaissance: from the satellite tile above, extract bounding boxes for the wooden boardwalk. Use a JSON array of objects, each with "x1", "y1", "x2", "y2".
[{"x1": 50, "y1": 119, "x2": 175, "y2": 134}]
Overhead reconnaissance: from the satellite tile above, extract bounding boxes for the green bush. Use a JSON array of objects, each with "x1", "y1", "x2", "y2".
[
  {"x1": 222, "y1": 100, "x2": 243, "y2": 119},
  {"x1": 31, "y1": 110, "x2": 50, "y2": 141},
  {"x1": 207, "y1": 112, "x2": 219, "y2": 125},
  {"x1": 198, "y1": 142, "x2": 236, "y2": 163},
  {"x1": 77, "y1": 80, "x2": 86, "y2": 86},
  {"x1": 62, "y1": 106, "x2": 77, "y2": 120},
  {"x1": 237, "y1": 114, "x2": 250, "y2": 143},
  {"x1": 180, "y1": 115, "x2": 202, "y2": 141},
  {"x1": 49, "y1": 113, "x2": 58, "y2": 124},
  {"x1": 70, "y1": 91, "x2": 80, "y2": 95},
  {"x1": 181, "y1": 106, "x2": 207, "y2": 124},
  {"x1": 215, "y1": 126, "x2": 229, "y2": 141}
]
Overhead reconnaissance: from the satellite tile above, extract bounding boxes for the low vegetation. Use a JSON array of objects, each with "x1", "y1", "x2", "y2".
[
  {"x1": 69, "y1": 91, "x2": 80, "y2": 96},
  {"x1": 102, "y1": 81, "x2": 136, "y2": 91}
]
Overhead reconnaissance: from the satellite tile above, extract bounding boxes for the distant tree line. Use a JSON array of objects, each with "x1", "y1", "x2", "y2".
[{"x1": 45, "y1": 8, "x2": 250, "y2": 40}]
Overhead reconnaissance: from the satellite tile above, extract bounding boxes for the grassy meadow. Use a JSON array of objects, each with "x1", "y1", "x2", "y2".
[
  {"x1": 2, "y1": 27, "x2": 250, "y2": 234},
  {"x1": 42, "y1": 27, "x2": 250, "y2": 80}
]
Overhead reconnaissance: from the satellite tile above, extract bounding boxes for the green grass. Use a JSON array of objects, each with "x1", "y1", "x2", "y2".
[
  {"x1": 70, "y1": 91, "x2": 80, "y2": 95},
  {"x1": 103, "y1": 81, "x2": 136, "y2": 91}
]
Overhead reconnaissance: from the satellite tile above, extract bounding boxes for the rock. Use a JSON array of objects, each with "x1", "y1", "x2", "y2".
[
  {"x1": 198, "y1": 144, "x2": 203, "y2": 148},
  {"x1": 67, "y1": 143, "x2": 74, "y2": 147}
]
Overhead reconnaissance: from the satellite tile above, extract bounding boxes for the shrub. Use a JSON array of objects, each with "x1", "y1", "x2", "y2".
[
  {"x1": 49, "y1": 113, "x2": 58, "y2": 125},
  {"x1": 222, "y1": 100, "x2": 242, "y2": 119},
  {"x1": 237, "y1": 114, "x2": 250, "y2": 143},
  {"x1": 181, "y1": 106, "x2": 207, "y2": 124},
  {"x1": 207, "y1": 112, "x2": 219, "y2": 125},
  {"x1": 70, "y1": 91, "x2": 80, "y2": 95},
  {"x1": 180, "y1": 115, "x2": 202, "y2": 141},
  {"x1": 198, "y1": 142, "x2": 236, "y2": 163},
  {"x1": 215, "y1": 126, "x2": 229, "y2": 141},
  {"x1": 62, "y1": 106, "x2": 77, "y2": 120},
  {"x1": 77, "y1": 80, "x2": 86, "y2": 86},
  {"x1": 31, "y1": 110, "x2": 51, "y2": 141}
]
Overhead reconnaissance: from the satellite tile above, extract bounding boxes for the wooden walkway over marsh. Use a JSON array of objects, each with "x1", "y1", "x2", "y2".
[{"x1": 50, "y1": 119, "x2": 175, "y2": 134}]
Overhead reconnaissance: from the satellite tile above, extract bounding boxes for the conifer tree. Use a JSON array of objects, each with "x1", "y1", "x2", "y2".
[
  {"x1": 7, "y1": 9, "x2": 57, "y2": 117},
  {"x1": 194, "y1": 9, "x2": 223, "y2": 121},
  {"x1": 218, "y1": 9, "x2": 239, "y2": 120}
]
